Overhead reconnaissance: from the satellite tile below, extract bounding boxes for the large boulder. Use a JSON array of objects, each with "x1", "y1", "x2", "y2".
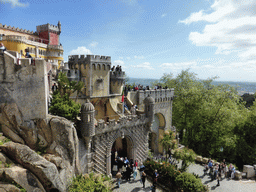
[
  {"x1": 0, "y1": 182, "x2": 21, "y2": 192},
  {"x1": 0, "y1": 166, "x2": 45, "y2": 192},
  {"x1": 0, "y1": 142, "x2": 66, "y2": 192}
]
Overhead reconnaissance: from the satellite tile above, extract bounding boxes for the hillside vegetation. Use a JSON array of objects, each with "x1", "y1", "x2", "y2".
[{"x1": 154, "y1": 69, "x2": 256, "y2": 170}]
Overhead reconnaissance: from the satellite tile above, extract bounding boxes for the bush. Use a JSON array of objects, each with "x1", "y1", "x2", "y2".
[
  {"x1": 175, "y1": 172, "x2": 207, "y2": 192},
  {"x1": 49, "y1": 92, "x2": 81, "y2": 121},
  {"x1": 68, "y1": 173, "x2": 113, "y2": 192}
]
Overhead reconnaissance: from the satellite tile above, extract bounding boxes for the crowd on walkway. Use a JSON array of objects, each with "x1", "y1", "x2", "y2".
[
  {"x1": 112, "y1": 156, "x2": 159, "y2": 191},
  {"x1": 203, "y1": 158, "x2": 236, "y2": 186}
]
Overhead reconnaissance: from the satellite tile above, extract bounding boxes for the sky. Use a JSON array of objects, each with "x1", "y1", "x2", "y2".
[{"x1": 1, "y1": 0, "x2": 256, "y2": 82}]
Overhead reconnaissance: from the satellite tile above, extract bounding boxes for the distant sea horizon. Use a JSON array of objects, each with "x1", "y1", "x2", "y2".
[{"x1": 127, "y1": 77, "x2": 256, "y2": 95}]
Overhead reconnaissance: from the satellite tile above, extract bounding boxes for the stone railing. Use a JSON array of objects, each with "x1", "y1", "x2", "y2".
[
  {"x1": 95, "y1": 114, "x2": 147, "y2": 134},
  {"x1": 48, "y1": 44, "x2": 64, "y2": 51},
  {"x1": 110, "y1": 71, "x2": 125, "y2": 80},
  {"x1": 2, "y1": 35, "x2": 48, "y2": 48},
  {"x1": 128, "y1": 89, "x2": 174, "y2": 105}
]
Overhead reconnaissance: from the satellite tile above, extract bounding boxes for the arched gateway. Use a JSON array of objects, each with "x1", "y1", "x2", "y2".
[{"x1": 78, "y1": 91, "x2": 174, "y2": 176}]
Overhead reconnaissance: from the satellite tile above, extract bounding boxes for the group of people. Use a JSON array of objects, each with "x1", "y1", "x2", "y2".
[
  {"x1": 113, "y1": 157, "x2": 139, "y2": 188},
  {"x1": 204, "y1": 159, "x2": 236, "y2": 186},
  {"x1": 111, "y1": 65, "x2": 122, "y2": 72},
  {"x1": 113, "y1": 157, "x2": 160, "y2": 191}
]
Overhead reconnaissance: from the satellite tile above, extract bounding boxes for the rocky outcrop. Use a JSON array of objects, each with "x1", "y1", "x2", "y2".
[
  {"x1": 0, "y1": 142, "x2": 65, "y2": 192},
  {"x1": 0, "y1": 103, "x2": 82, "y2": 192},
  {"x1": 0, "y1": 166, "x2": 46, "y2": 192},
  {"x1": 0, "y1": 182, "x2": 21, "y2": 192}
]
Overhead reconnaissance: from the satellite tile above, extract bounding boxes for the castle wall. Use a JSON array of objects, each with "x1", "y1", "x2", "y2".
[
  {"x1": 91, "y1": 66, "x2": 109, "y2": 97},
  {"x1": 38, "y1": 31, "x2": 49, "y2": 42},
  {"x1": 0, "y1": 28, "x2": 37, "y2": 39},
  {"x1": 49, "y1": 32, "x2": 59, "y2": 45},
  {"x1": 0, "y1": 53, "x2": 48, "y2": 120}
]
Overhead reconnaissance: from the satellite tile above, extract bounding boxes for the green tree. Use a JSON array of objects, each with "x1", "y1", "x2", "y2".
[
  {"x1": 154, "y1": 69, "x2": 246, "y2": 162},
  {"x1": 49, "y1": 72, "x2": 84, "y2": 121},
  {"x1": 159, "y1": 130, "x2": 177, "y2": 160}
]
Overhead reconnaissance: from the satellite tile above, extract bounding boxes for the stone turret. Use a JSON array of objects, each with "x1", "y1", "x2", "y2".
[
  {"x1": 81, "y1": 99, "x2": 95, "y2": 149},
  {"x1": 144, "y1": 95, "x2": 154, "y2": 131},
  {"x1": 110, "y1": 70, "x2": 125, "y2": 94}
]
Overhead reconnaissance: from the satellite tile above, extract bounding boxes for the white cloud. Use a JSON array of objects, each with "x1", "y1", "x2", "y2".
[
  {"x1": 134, "y1": 55, "x2": 144, "y2": 59},
  {"x1": 89, "y1": 41, "x2": 98, "y2": 47},
  {"x1": 161, "y1": 13, "x2": 167, "y2": 18},
  {"x1": 133, "y1": 62, "x2": 154, "y2": 70},
  {"x1": 0, "y1": 0, "x2": 28, "y2": 7},
  {"x1": 113, "y1": 60, "x2": 125, "y2": 66},
  {"x1": 180, "y1": 0, "x2": 256, "y2": 68},
  {"x1": 161, "y1": 61, "x2": 197, "y2": 69},
  {"x1": 70, "y1": 46, "x2": 92, "y2": 55}
]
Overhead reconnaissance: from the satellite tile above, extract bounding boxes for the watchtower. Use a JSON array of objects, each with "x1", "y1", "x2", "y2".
[{"x1": 36, "y1": 21, "x2": 61, "y2": 45}]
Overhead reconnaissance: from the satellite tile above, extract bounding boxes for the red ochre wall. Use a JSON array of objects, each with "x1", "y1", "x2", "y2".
[
  {"x1": 49, "y1": 32, "x2": 59, "y2": 45},
  {"x1": 38, "y1": 31, "x2": 49, "y2": 44}
]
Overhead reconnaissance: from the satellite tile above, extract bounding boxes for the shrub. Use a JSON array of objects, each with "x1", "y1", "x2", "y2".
[
  {"x1": 175, "y1": 172, "x2": 207, "y2": 192},
  {"x1": 68, "y1": 173, "x2": 113, "y2": 192},
  {"x1": 49, "y1": 92, "x2": 81, "y2": 121}
]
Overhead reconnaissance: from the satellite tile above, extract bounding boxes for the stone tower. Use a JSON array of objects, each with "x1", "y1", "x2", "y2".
[
  {"x1": 81, "y1": 99, "x2": 95, "y2": 150},
  {"x1": 36, "y1": 22, "x2": 61, "y2": 45},
  {"x1": 110, "y1": 70, "x2": 125, "y2": 94},
  {"x1": 144, "y1": 95, "x2": 155, "y2": 131}
]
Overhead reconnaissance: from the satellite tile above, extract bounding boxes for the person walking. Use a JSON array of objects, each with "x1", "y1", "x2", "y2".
[
  {"x1": 141, "y1": 171, "x2": 146, "y2": 188},
  {"x1": 116, "y1": 170, "x2": 122, "y2": 188},
  {"x1": 153, "y1": 169, "x2": 159, "y2": 187},
  {"x1": 133, "y1": 167, "x2": 137, "y2": 180}
]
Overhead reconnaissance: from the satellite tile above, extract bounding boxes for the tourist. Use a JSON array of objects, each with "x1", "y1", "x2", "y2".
[
  {"x1": 133, "y1": 167, "x2": 137, "y2": 180},
  {"x1": 139, "y1": 164, "x2": 145, "y2": 183},
  {"x1": 130, "y1": 104, "x2": 136, "y2": 115},
  {"x1": 126, "y1": 164, "x2": 132, "y2": 181},
  {"x1": 134, "y1": 159, "x2": 138, "y2": 169},
  {"x1": 52, "y1": 83, "x2": 58, "y2": 93},
  {"x1": 153, "y1": 169, "x2": 159, "y2": 187},
  {"x1": 116, "y1": 170, "x2": 122, "y2": 188},
  {"x1": 124, "y1": 157, "x2": 129, "y2": 166},
  {"x1": 24, "y1": 48, "x2": 33, "y2": 64},
  {"x1": 230, "y1": 164, "x2": 236, "y2": 179},
  {"x1": 0, "y1": 43, "x2": 6, "y2": 52},
  {"x1": 116, "y1": 65, "x2": 120, "y2": 71},
  {"x1": 141, "y1": 171, "x2": 146, "y2": 188}
]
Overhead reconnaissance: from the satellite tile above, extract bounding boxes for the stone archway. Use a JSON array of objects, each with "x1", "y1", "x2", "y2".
[
  {"x1": 106, "y1": 130, "x2": 135, "y2": 176},
  {"x1": 151, "y1": 113, "x2": 166, "y2": 155}
]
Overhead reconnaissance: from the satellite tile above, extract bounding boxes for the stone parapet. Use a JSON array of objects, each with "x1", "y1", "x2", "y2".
[
  {"x1": 95, "y1": 114, "x2": 147, "y2": 135},
  {"x1": 133, "y1": 89, "x2": 174, "y2": 105},
  {"x1": 243, "y1": 165, "x2": 255, "y2": 178}
]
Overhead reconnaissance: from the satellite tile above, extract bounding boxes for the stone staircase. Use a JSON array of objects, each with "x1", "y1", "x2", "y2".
[{"x1": 93, "y1": 142, "x2": 107, "y2": 175}]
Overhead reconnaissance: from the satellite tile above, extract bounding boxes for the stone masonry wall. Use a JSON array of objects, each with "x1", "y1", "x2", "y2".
[{"x1": 0, "y1": 53, "x2": 48, "y2": 120}]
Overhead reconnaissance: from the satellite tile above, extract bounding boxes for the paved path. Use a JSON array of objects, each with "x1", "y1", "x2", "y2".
[
  {"x1": 113, "y1": 164, "x2": 256, "y2": 192},
  {"x1": 187, "y1": 163, "x2": 256, "y2": 192},
  {"x1": 112, "y1": 173, "x2": 163, "y2": 192}
]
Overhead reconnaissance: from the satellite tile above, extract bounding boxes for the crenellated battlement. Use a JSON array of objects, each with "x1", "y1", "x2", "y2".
[
  {"x1": 68, "y1": 54, "x2": 111, "y2": 64},
  {"x1": 95, "y1": 114, "x2": 147, "y2": 135},
  {"x1": 110, "y1": 71, "x2": 125, "y2": 80},
  {"x1": 0, "y1": 23, "x2": 35, "y2": 35},
  {"x1": 36, "y1": 23, "x2": 61, "y2": 33},
  {"x1": 128, "y1": 89, "x2": 175, "y2": 106}
]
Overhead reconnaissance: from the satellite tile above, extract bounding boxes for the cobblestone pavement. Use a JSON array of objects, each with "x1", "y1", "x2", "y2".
[
  {"x1": 113, "y1": 164, "x2": 256, "y2": 192},
  {"x1": 187, "y1": 163, "x2": 256, "y2": 192},
  {"x1": 112, "y1": 173, "x2": 163, "y2": 192}
]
